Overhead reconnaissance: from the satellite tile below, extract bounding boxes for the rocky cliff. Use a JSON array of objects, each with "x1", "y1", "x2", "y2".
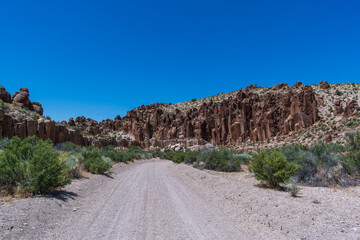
[{"x1": 1, "y1": 82, "x2": 359, "y2": 150}]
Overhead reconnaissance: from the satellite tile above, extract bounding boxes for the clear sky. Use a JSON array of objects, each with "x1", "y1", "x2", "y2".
[{"x1": 1, "y1": 0, "x2": 359, "y2": 122}]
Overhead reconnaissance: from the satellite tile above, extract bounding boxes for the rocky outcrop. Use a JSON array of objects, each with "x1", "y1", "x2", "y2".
[
  {"x1": 118, "y1": 85, "x2": 319, "y2": 145},
  {"x1": 30, "y1": 102, "x2": 43, "y2": 115},
  {"x1": 0, "y1": 86, "x2": 11, "y2": 103},
  {"x1": 343, "y1": 100, "x2": 359, "y2": 118},
  {"x1": 0, "y1": 83, "x2": 322, "y2": 148},
  {"x1": 0, "y1": 109, "x2": 130, "y2": 148},
  {"x1": 334, "y1": 98, "x2": 343, "y2": 116},
  {"x1": 12, "y1": 88, "x2": 31, "y2": 109},
  {"x1": 70, "y1": 116, "x2": 100, "y2": 135},
  {"x1": 333, "y1": 98, "x2": 359, "y2": 118},
  {"x1": 11, "y1": 87, "x2": 43, "y2": 115},
  {"x1": 320, "y1": 80, "x2": 331, "y2": 89}
]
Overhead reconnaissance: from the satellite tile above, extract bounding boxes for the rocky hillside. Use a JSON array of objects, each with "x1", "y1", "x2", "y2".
[
  {"x1": 1, "y1": 81, "x2": 359, "y2": 151},
  {"x1": 0, "y1": 87, "x2": 136, "y2": 148}
]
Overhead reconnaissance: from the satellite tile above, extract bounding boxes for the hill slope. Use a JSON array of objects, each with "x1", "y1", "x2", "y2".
[{"x1": 0, "y1": 81, "x2": 359, "y2": 151}]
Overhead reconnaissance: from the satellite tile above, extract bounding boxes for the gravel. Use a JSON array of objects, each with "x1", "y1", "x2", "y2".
[{"x1": 1, "y1": 159, "x2": 360, "y2": 240}]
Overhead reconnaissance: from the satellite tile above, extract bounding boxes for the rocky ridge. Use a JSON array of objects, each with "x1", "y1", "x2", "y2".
[{"x1": 0, "y1": 82, "x2": 359, "y2": 151}]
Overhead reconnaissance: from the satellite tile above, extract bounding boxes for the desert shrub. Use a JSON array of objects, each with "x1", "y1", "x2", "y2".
[
  {"x1": 172, "y1": 152, "x2": 186, "y2": 164},
  {"x1": 235, "y1": 153, "x2": 252, "y2": 164},
  {"x1": 160, "y1": 150, "x2": 176, "y2": 161},
  {"x1": 102, "y1": 149, "x2": 128, "y2": 163},
  {"x1": 343, "y1": 132, "x2": 360, "y2": 174},
  {"x1": 147, "y1": 149, "x2": 162, "y2": 158},
  {"x1": 184, "y1": 151, "x2": 201, "y2": 164},
  {"x1": 0, "y1": 138, "x2": 10, "y2": 149},
  {"x1": 286, "y1": 182, "x2": 301, "y2": 197},
  {"x1": 81, "y1": 149, "x2": 112, "y2": 174},
  {"x1": 54, "y1": 141, "x2": 85, "y2": 153},
  {"x1": 279, "y1": 143, "x2": 347, "y2": 186},
  {"x1": 161, "y1": 148, "x2": 244, "y2": 171},
  {"x1": 0, "y1": 99, "x2": 4, "y2": 108},
  {"x1": 0, "y1": 136, "x2": 71, "y2": 195},
  {"x1": 65, "y1": 153, "x2": 82, "y2": 178},
  {"x1": 197, "y1": 148, "x2": 242, "y2": 172},
  {"x1": 249, "y1": 150, "x2": 297, "y2": 188}
]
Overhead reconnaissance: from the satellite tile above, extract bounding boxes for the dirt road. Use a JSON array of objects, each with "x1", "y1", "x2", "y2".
[{"x1": 1, "y1": 159, "x2": 360, "y2": 240}]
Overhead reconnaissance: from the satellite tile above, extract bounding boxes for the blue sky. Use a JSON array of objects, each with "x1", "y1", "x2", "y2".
[{"x1": 1, "y1": 0, "x2": 359, "y2": 121}]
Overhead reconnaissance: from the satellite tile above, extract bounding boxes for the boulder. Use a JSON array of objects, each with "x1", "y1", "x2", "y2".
[
  {"x1": 0, "y1": 85, "x2": 11, "y2": 103},
  {"x1": 12, "y1": 88, "x2": 30, "y2": 109},
  {"x1": 30, "y1": 102, "x2": 43, "y2": 115},
  {"x1": 343, "y1": 100, "x2": 359, "y2": 118},
  {"x1": 320, "y1": 80, "x2": 331, "y2": 89}
]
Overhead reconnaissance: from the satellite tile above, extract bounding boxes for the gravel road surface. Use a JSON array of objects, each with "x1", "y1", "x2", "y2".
[{"x1": 1, "y1": 159, "x2": 360, "y2": 240}]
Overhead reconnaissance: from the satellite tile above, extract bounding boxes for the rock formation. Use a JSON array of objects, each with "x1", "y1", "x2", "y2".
[
  {"x1": 320, "y1": 80, "x2": 331, "y2": 89},
  {"x1": 12, "y1": 87, "x2": 31, "y2": 109},
  {"x1": 30, "y1": 102, "x2": 43, "y2": 115},
  {"x1": 11, "y1": 87, "x2": 43, "y2": 115},
  {"x1": 334, "y1": 98, "x2": 344, "y2": 116},
  {"x1": 117, "y1": 84, "x2": 319, "y2": 145},
  {"x1": 5, "y1": 81, "x2": 359, "y2": 149},
  {"x1": 0, "y1": 86, "x2": 11, "y2": 103},
  {"x1": 343, "y1": 100, "x2": 359, "y2": 118}
]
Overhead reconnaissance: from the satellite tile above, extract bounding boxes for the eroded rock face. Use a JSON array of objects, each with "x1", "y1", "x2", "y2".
[
  {"x1": 0, "y1": 86, "x2": 11, "y2": 103},
  {"x1": 343, "y1": 100, "x2": 359, "y2": 118},
  {"x1": 0, "y1": 83, "x2": 322, "y2": 148},
  {"x1": 71, "y1": 116, "x2": 100, "y2": 135},
  {"x1": 334, "y1": 98, "x2": 343, "y2": 116},
  {"x1": 119, "y1": 85, "x2": 319, "y2": 145},
  {"x1": 333, "y1": 98, "x2": 359, "y2": 118},
  {"x1": 0, "y1": 113, "x2": 130, "y2": 148}
]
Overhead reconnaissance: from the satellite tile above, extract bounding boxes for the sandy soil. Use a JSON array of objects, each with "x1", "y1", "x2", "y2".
[{"x1": 1, "y1": 159, "x2": 360, "y2": 240}]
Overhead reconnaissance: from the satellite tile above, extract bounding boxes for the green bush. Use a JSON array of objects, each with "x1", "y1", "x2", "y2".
[
  {"x1": 249, "y1": 150, "x2": 297, "y2": 188},
  {"x1": 197, "y1": 148, "x2": 242, "y2": 172},
  {"x1": 278, "y1": 143, "x2": 347, "y2": 186},
  {"x1": 160, "y1": 150, "x2": 176, "y2": 161},
  {"x1": 102, "y1": 150, "x2": 129, "y2": 163},
  {"x1": 344, "y1": 132, "x2": 360, "y2": 174},
  {"x1": 81, "y1": 149, "x2": 112, "y2": 174},
  {"x1": 54, "y1": 141, "x2": 85, "y2": 153},
  {"x1": 184, "y1": 151, "x2": 201, "y2": 164},
  {"x1": 0, "y1": 136, "x2": 71, "y2": 195},
  {"x1": 172, "y1": 152, "x2": 186, "y2": 164},
  {"x1": 0, "y1": 138, "x2": 10, "y2": 149},
  {"x1": 65, "y1": 152, "x2": 82, "y2": 178},
  {"x1": 160, "y1": 148, "x2": 243, "y2": 172},
  {"x1": 286, "y1": 182, "x2": 301, "y2": 197}
]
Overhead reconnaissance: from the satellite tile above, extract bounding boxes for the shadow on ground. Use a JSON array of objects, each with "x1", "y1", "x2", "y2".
[{"x1": 42, "y1": 190, "x2": 79, "y2": 202}]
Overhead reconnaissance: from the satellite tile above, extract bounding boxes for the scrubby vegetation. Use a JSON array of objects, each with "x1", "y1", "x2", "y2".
[
  {"x1": 81, "y1": 149, "x2": 113, "y2": 174},
  {"x1": 249, "y1": 150, "x2": 297, "y2": 188},
  {"x1": 248, "y1": 132, "x2": 360, "y2": 188},
  {"x1": 0, "y1": 137, "x2": 71, "y2": 195},
  {"x1": 0, "y1": 137, "x2": 162, "y2": 197},
  {"x1": 160, "y1": 148, "x2": 249, "y2": 172},
  {"x1": 2, "y1": 130, "x2": 360, "y2": 197},
  {"x1": 343, "y1": 132, "x2": 360, "y2": 174}
]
